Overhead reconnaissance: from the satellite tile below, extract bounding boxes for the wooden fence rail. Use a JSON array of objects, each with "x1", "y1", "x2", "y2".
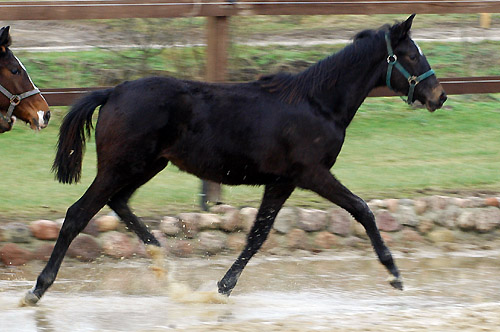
[
  {"x1": 1, "y1": 0, "x2": 500, "y2": 20},
  {"x1": 40, "y1": 76, "x2": 500, "y2": 106}
]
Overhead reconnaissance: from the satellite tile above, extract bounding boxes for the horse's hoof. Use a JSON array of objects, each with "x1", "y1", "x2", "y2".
[
  {"x1": 19, "y1": 290, "x2": 40, "y2": 307},
  {"x1": 217, "y1": 281, "x2": 232, "y2": 297},
  {"x1": 387, "y1": 276, "x2": 404, "y2": 290}
]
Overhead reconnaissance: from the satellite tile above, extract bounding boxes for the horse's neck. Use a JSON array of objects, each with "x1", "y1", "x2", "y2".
[{"x1": 313, "y1": 39, "x2": 386, "y2": 127}]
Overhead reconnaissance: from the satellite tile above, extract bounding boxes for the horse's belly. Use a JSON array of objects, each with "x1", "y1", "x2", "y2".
[{"x1": 165, "y1": 151, "x2": 277, "y2": 186}]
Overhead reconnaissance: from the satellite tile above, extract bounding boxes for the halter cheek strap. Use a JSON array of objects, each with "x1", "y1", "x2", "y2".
[
  {"x1": 385, "y1": 32, "x2": 435, "y2": 105},
  {"x1": 0, "y1": 83, "x2": 40, "y2": 124}
]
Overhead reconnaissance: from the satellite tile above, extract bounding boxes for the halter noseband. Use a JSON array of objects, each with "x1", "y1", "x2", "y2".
[
  {"x1": 0, "y1": 83, "x2": 41, "y2": 124},
  {"x1": 385, "y1": 32, "x2": 435, "y2": 105}
]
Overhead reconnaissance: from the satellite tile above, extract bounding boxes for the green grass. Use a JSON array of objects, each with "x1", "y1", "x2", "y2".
[{"x1": 1, "y1": 94, "x2": 499, "y2": 223}]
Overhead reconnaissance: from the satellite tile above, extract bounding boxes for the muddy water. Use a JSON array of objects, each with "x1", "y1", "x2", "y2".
[{"x1": 1, "y1": 249, "x2": 500, "y2": 332}]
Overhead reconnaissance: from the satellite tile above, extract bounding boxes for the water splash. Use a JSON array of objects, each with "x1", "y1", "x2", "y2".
[{"x1": 146, "y1": 245, "x2": 228, "y2": 304}]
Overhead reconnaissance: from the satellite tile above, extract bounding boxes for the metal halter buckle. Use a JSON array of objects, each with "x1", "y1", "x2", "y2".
[
  {"x1": 408, "y1": 76, "x2": 419, "y2": 86},
  {"x1": 387, "y1": 54, "x2": 397, "y2": 64},
  {"x1": 10, "y1": 95, "x2": 21, "y2": 106}
]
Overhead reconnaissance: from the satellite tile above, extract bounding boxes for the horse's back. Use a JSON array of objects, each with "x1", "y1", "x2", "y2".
[{"x1": 96, "y1": 77, "x2": 189, "y2": 136}]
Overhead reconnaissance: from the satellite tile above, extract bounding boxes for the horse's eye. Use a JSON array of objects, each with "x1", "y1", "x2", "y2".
[
  {"x1": 409, "y1": 54, "x2": 417, "y2": 61},
  {"x1": 10, "y1": 68, "x2": 20, "y2": 75}
]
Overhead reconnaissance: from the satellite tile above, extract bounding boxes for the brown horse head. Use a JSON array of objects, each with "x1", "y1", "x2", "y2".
[{"x1": 0, "y1": 26, "x2": 50, "y2": 133}]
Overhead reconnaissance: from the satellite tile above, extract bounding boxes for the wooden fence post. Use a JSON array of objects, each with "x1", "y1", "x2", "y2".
[
  {"x1": 201, "y1": 16, "x2": 229, "y2": 210},
  {"x1": 480, "y1": 13, "x2": 491, "y2": 28},
  {"x1": 206, "y1": 16, "x2": 229, "y2": 83}
]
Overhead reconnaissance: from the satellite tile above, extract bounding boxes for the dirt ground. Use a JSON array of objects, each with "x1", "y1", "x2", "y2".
[
  {"x1": 2, "y1": 248, "x2": 500, "y2": 332},
  {"x1": 5, "y1": 20, "x2": 500, "y2": 51}
]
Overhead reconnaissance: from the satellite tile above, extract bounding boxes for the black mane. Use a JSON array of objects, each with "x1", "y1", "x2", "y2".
[{"x1": 258, "y1": 28, "x2": 385, "y2": 104}]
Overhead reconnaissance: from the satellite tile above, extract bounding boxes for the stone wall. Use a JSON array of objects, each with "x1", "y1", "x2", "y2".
[{"x1": 1, "y1": 195, "x2": 500, "y2": 266}]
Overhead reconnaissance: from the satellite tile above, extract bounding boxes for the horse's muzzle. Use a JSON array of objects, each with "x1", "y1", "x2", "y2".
[
  {"x1": 0, "y1": 116, "x2": 14, "y2": 133},
  {"x1": 33, "y1": 110, "x2": 51, "y2": 130},
  {"x1": 41, "y1": 110, "x2": 51, "y2": 128},
  {"x1": 426, "y1": 86, "x2": 447, "y2": 112}
]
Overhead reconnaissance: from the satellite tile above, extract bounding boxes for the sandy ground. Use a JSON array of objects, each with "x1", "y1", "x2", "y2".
[{"x1": 4, "y1": 20, "x2": 500, "y2": 51}]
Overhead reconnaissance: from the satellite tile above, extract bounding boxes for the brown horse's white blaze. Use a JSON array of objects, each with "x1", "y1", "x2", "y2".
[{"x1": 0, "y1": 26, "x2": 50, "y2": 133}]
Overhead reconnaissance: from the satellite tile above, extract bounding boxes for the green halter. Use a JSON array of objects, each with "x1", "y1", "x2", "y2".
[{"x1": 385, "y1": 32, "x2": 435, "y2": 105}]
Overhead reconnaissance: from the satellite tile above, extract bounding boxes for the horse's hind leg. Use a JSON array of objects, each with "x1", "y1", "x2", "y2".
[
  {"x1": 299, "y1": 168, "x2": 402, "y2": 290},
  {"x1": 107, "y1": 158, "x2": 169, "y2": 277},
  {"x1": 22, "y1": 175, "x2": 122, "y2": 306},
  {"x1": 108, "y1": 158, "x2": 169, "y2": 246},
  {"x1": 218, "y1": 182, "x2": 294, "y2": 296}
]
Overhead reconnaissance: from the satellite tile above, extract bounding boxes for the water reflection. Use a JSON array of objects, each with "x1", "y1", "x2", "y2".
[
  {"x1": 34, "y1": 308, "x2": 54, "y2": 332},
  {"x1": 1, "y1": 249, "x2": 500, "y2": 331}
]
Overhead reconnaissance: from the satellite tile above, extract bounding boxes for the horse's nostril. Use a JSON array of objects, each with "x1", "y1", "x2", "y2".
[
  {"x1": 44, "y1": 110, "x2": 51, "y2": 122},
  {"x1": 439, "y1": 92, "x2": 447, "y2": 104}
]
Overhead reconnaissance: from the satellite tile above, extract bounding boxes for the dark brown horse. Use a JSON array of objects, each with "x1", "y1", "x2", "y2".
[
  {"x1": 24, "y1": 15, "x2": 446, "y2": 305},
  {"x1": 0, "y1": 26, "x2": 50, "y2": 133}
]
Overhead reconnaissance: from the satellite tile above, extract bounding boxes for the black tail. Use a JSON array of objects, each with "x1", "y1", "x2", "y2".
[{"x1": 52, "y1": 89, "x2": 112, "y2": 184}]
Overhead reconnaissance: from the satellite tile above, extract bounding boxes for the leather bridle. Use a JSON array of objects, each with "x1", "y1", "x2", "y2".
[{"x1": 0, "y1": 82, "x2": 41, "y2": 124}]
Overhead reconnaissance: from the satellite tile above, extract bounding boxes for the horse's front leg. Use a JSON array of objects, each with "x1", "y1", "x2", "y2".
[
  {"x1": 218, "y1": 182, "x2": 294, "y2": 296},
  {"x1": 21, "y1": 178, "x2": 118, "y2": 306},
  {"x1": 299, "y1": 167, "x2": 403, "y2": 290},
  {"x1": 21, "y1": 205, "x2": 97, "y2": 306}
]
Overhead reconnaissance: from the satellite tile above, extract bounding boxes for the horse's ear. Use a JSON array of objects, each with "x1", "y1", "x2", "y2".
[
  {"x1": 390, "y1": 14, "x2": 415, "y2": 44},
  {"x1": 0, "y1": 26, "x2": 12, "y2": 53}
]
